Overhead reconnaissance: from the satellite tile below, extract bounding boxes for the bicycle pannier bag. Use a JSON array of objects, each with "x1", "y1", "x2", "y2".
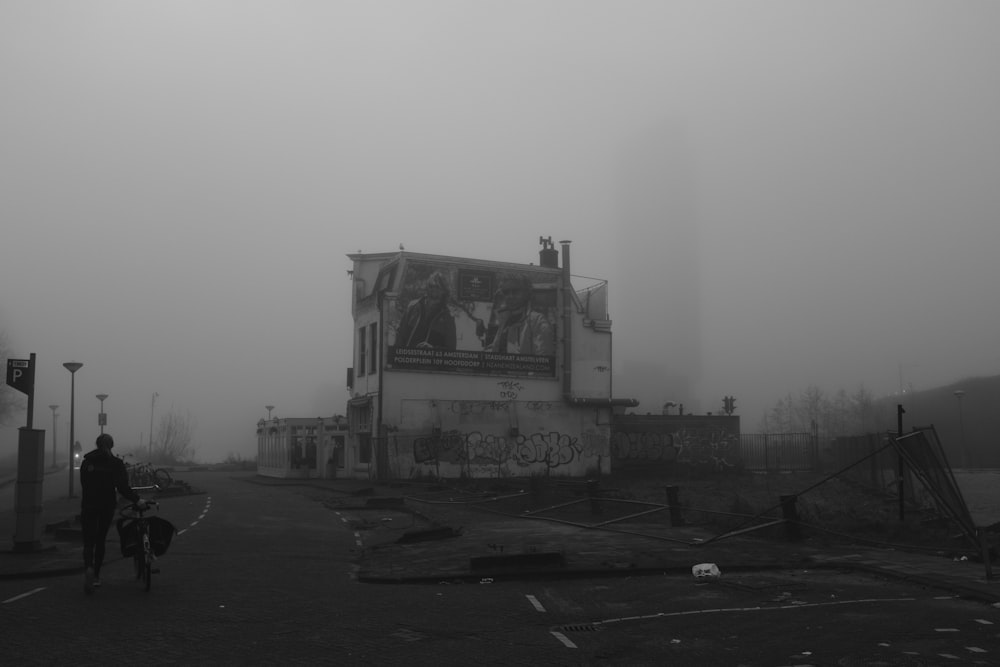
[{"x1": 147, "y1": 516, "x2": 176, "y2": 556}]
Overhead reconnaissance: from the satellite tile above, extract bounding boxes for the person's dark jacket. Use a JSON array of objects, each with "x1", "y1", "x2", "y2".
[
  {"x1": 80, "y1": 448, "x2": 140, "y2": 511},
  {"x1": 396, "y1": 298, "x2": 457, "y2": 349}
]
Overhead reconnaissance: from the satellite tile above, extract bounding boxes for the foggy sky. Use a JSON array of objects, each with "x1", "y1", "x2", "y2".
[{"x1": 3, "y1": 2, "x2": 998, "y2": 461}]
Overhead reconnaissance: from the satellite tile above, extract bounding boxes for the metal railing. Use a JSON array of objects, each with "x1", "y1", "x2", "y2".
[{"x1": 739, "y1": 432, "x2": 817, "y2": 472}]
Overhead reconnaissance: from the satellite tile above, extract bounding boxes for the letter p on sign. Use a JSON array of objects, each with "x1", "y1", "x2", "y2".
[{"x1": 6, "y1": 358, "x2": 32, "y2": 395}]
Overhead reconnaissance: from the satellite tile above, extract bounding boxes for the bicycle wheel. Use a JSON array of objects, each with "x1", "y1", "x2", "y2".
[
  {"x1": 142, "y1": 542, "x2": 152, "y2": 591},
  {"x1": 153, "y1": 468, "x2": 172, "y2": 491},
  {"x1": 133, "y1": 547, "x2": 143, "y2": 581}
]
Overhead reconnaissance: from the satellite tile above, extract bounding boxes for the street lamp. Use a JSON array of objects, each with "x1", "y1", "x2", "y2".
[
  {"x1": 149, "y1": 392, "x2": 158, "y2": 462},
  {"x1": 48, "y1": 404, "x2": 58, "y2": 469},
  {"x1": 96, "y1": 393, "x2": 108, "y2": 435},
  {"x1": 954, "y1": 389, "x2": 967, "y2": 468},
  {"x1": 266, "y1": 405, "x2": 275, "y2": 421},
  {"x1": 63, "y1": 362, "x2": 83, "y2": 498}
]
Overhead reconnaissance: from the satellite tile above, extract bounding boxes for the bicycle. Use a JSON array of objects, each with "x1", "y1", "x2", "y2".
[
  {"x1": 117, "y1": 500, "x2": 175, "y2": 591},
  {"x1": 126, "y1": 461, "x2": 173, "y2": 491}
]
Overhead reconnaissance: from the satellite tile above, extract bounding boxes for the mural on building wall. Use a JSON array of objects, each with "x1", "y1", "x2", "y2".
[
  {"x1": 611, "y1": 426, "x2": 742, "y2": 474},
  {"x1": 387, "y1": 262, "x2": 557, "y2": 377}
]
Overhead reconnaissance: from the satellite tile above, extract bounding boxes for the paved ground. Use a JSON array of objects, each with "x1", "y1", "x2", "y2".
[{"x1": 2, "y1": 471, "x2": 999, "y2": 607}]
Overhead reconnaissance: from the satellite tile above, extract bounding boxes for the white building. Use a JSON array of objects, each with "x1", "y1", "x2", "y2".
[
  {"x1": 343, "y1": 239, "x2": 635, "y2": 481},
  {"x1": 256, "y1": 416, "x2": 348, "y2": 480}
]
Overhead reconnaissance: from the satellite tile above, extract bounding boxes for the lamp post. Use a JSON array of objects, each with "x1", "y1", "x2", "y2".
[
  {"x1": 48, "y1": 404, "x2": 58, "y2": 469},
  {"x1": 266, "y1": 405, "x2": 275, "y2": 421},
  {"x1": 149, "y1": 392, "x2": 158, "y2": 462},
  {"x1": 954, "y1": 389, "x2": 967, "y2": 468},
  {"x1": 63, "y1": 362, "x2": 83, "y2": 498},
  {"x1": 96, "y1": 393, "x2": 108, "y2": 435}
]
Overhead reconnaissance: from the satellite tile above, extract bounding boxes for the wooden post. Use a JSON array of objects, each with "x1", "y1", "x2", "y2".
[
  {"x1": 897, "y1": 404, "x2": 906, "y2": 522},
  {"x1": 780, "y1": 494, "x2": 801, "y2": 541},
  {"x1": 587, "y1": 479, "x2": 602, "y2": 515},
  {"x1": 980, "y1": 529, "x2": 994, "y2": 581},
  {"x1": 665, "y1": 486, "x2": 684, "y2": 526}
]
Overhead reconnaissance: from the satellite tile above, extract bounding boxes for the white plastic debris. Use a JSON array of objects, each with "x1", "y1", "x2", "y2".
[{"x1": 692, "y1": 562, "x2": 721, "y2": 580}]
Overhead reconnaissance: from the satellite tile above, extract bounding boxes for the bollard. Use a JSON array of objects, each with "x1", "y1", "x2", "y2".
[
  {"x1": 665, "y1": 486, "x2": 685, "y2": 526},
  {"x1": 979, "y1": 529, "x2": 994, "y2": 581},
  {"x1": 587, "y1": 479, "x2": 602, "y2": 515},
  {"x1": 13, "y1": 428, "x2": 46, "y2": 552},
  {"x1": 779, "y1": 494, "x2": 801, "y2": 541}
]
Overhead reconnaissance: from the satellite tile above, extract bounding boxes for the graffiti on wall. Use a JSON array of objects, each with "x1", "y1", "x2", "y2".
[
  {"x1": 611, "y1": 426, "x2": 742, "y2": 473},
  {"x1": 412, "y1": 429, "x2": 605, "y2": 471},
  {"x1": 439, "y1": 397, "x2": 555, "y2": 417}
]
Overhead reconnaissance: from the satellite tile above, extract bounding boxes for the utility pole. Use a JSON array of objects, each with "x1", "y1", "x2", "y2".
[
  {"x1": 63, "y1": 362, "x2": 83, "y2": 498},
  {"x1": 954, "y1": 390, "x2": 967, "y2": 468},
  {"x1": 149, "y1": 392, "x2": 158, "y2": 462},
  {"x1": 48, "y1": 405, "x2": 58, "y2": 468}
]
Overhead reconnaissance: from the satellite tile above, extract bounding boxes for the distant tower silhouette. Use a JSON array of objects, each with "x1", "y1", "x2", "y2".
[{"x1": 613, "y1": 122, "x2": 702, "y2": 410}]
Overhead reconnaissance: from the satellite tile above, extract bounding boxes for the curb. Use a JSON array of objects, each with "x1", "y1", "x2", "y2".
[{"x1": 810, "y1": 560, "x2": 1000, "y2": 605}]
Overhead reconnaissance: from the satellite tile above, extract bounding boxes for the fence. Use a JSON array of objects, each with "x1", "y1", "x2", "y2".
[
  {"x1": 739, "y1": 433, "x2": 817, "y2": 472},
  {"x1": 829, "y1": 431, "x2": 903, "y2": 494}
]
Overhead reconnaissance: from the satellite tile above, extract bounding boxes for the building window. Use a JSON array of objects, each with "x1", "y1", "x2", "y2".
[
  {"x1": 368, "y1": 322, "x2": 378, "y2": 373},
  {"x1": 348, "y1": 399, "x2": 372, "y2": 435},
  {"x1": 332, "y1": 435, "x2": 345, "y2": 468},
  {"x1": 357, "y1": 326, "x2": 367, "y2": 376},
  {"x1": 305, "y1": 437, "x2": 317, "y2": 470},
  {"x1": 359, "y1": 434, "x2": 372, "y2": 464}
]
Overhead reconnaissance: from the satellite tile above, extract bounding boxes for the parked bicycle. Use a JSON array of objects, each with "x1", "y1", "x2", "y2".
[
  {"x1": 125, "y1": 460, "x2": 173, "y2": 491},
  {"x1": 116, "y1": 500, "x2": 176, "y2": 591}
]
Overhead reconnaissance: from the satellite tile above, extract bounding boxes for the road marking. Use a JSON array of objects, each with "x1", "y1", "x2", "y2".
[
  {"x1": 594, "y1": 597, "x2": 918, "y2": 627},
  {"x1": 355, "y1": 531, "x2": 363, "y2": 547},
  {"x1": 550, "y1": 631, "x2": 577, "y2": 649},
  {"x1": 2, "y1": 587, "x2": 46, "y2": 604},
  {"x1": 974, "y1": 619, "x2": 993, "y2": 625},
  {"x1": 526, "y1": 595, "x2": 546, "y2": 612},
  {"x1": 177, "y1": 496, "x2": 211, "y2": 536},
  {"x1": 935, "y1": 628, "x2": 960, "y2": 632},
  {"x1": 966, "y1": 646, "x2": 987, "y2": 653}
]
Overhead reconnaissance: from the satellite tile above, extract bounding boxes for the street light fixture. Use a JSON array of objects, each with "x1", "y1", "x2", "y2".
[
  {"x1": 266, "y1": 405, "x2": 275, "y2": 421},
  {"x1": 63, "y1": 362, "x2": 83, "y2": 498},
  {"x1": 48, "y1": 404, "x2": 58, "y2": 469},
  {"x1": 954, "y1": 389, "x2": 967, "y2": 468},
  {"x1": 96, "y1": 393, "x2": 108, "y2": 435}
]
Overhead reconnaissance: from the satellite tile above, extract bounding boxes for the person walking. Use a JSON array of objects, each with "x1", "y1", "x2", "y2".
[{"x1": 79, "y1": 433, "x2": 141, "y2": 594}]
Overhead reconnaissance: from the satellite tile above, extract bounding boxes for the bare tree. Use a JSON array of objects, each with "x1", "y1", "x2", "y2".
[
  {"x1": 153, "y1": 409, "x2": 197, "y2": 464},
  {"x1": 799, "y1": 385, "x2": 825, "y2": 431},
  {"x1": 758, "y1": 382, "x2": 888, "y2": 439},
  {"x1": 0, "y1": 331, "x2": 25, "y2": 426}
]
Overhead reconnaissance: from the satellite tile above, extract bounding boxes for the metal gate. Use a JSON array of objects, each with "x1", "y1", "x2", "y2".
[{"x1": 740, "y1": 433, "x2": 817, "y2": 472}]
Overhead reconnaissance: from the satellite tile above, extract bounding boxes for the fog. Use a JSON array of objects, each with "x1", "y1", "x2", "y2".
[{"x1": 3, "y1": 2, "x2": 998, "y2": 462}]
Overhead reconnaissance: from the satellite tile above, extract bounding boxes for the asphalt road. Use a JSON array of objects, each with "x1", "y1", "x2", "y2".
[{"x1": 1, "y1": 471, "x2": 998, "y2": 665}]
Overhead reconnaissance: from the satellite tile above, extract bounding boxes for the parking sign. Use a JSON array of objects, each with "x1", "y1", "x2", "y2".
[{"x1": 6, "y1": 358, "x2": 33, "y2": 395}]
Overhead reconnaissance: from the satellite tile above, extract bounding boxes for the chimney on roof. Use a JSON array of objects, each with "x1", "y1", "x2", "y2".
[{"x1": 539, "y1": 236, "x2": 558, "y2": 268}]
